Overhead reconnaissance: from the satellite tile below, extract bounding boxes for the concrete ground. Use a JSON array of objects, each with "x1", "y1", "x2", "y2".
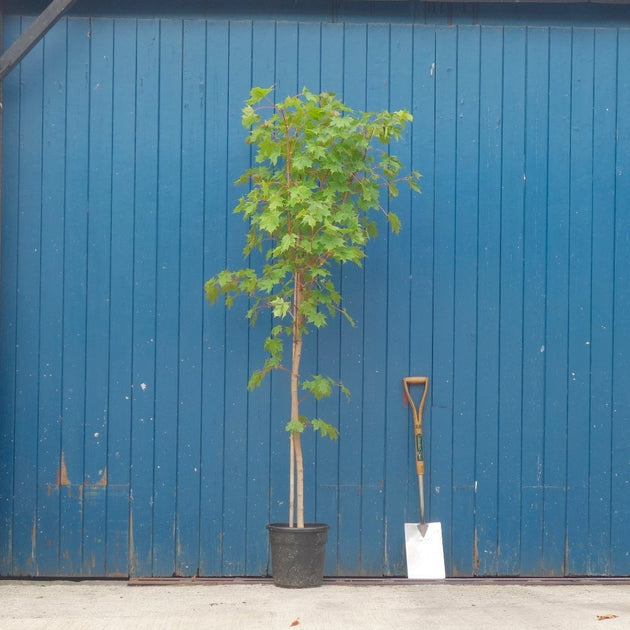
[{"x1": 1, "y1": 578, "x2": 628, "y2": 629}]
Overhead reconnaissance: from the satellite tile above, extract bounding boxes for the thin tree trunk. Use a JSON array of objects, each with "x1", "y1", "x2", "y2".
[
  {"x1": 289, "y1": 433, "x2": 294, "y2": 527},
  {"x1": 291, "y1": 271, "x2": 305, "y2": 528},
  {"x1": 293, "y1": 432, "x2": 304, "y2": 528}
]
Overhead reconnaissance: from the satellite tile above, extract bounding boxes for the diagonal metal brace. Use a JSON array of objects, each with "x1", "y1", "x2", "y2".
[{"x1": 0, "y1": 0, "x2": 78, "y2": 81}]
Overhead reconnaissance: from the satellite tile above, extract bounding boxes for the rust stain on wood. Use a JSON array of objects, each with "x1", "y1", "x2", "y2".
[
  {"x1": 94, "y1": 468, "x2": 108, "y2": 487},
  {"x1": 57, "y1": 451, "x2": 70, "y2": 486},
  {"x1": 31, "y1": 518, "x2": 37, "y2": 563},
  {"x1": 129, "y1": 510, "x2": 135, "y2": 577},
  {"x1": 473, "y1": 528, "x2": 480, "y2": 574}
]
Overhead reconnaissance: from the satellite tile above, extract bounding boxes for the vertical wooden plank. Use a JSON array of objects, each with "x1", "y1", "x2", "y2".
[
  {"x1": 451, "y1": 24, "x2": 480, "y2": 577},
  {"x1": 60, "y1": 17, "x2": 90, "y2": 576},
  {"x1": 360, "y1": 22, "x2": 390, "y2": 575},
  {"x1": 296, "y1": 22, "x2": 328, "y2": 540},
  {"x1": 384, "y1": 22, "x2": 413, "y2": 576},
  {"x1": 83, "y1": 17, "x2": 114, "y2": 576},
  {"x1": 244, "y1": 19, "x2": 275, "y2": 575},
  {"x1": 176, "y1": 18, "x2": 207, "y2": 577},
  {"x1": 153, "y1": 18, "x2": 182, "y2": 576},
  {"x1": 244, "y1": 22, "x2": 274, "y2": 575},
  {"x1": 267, "y1": 21, "x2": 298, "y2": 536},
  {"x1": 337, "y1": 22, "x2": 366, "y2": 575},
  {"x1": 35, "y1": 17, "x2": 68, "y2": 576},
  {"x1": 566, "y1": 27, "x2": 594, "y2": 576},
  {"x1": 315, "y1": 21, "x2": 343, "y2": 577},
  {"x1": 274, "y1": 21, "x2": 298, "y2": 98},
  {"x1": 520, "y1": 25, "x2": 549, "y2": 576},
  {"x1": 496, "y1": 26, "x2": 526, "y2": 576},
  {"x1": 152, "y1": 17, "x2": 182, "y2": 577},
  {"x1": 0, "y1": 16, "x2": 21, "y2": 576},
  {"x1": 431, "y1": 24, "x2": 457, "y2": 575},
  {"x1": 409, "y1": 23, "x2": 435, "y2": 558},
  {"x1": 474, "y1": 25, "x2": 503, "y2": 577},
  {"x1": 611, "y1": 27, "x2": 630, "y2": 578},
  {"x1": 130, "y1": 18, "x2": 160, "y2": 577},
  {"x1": 12, "y1": 16, "x2": 42, "y2": 576},
  {"x1": 106, "y1": 17, "x2": 136, "y2": 578},
  {"x1": 199, "y1": 19, "x2": 229, "y2": 577},
  {"x1": 542, "y1": 26, "x2": 571, "y2": 577},
  {"x1": 220, "y1": 19, "x2": 252, "y2": 576},
  {"x1": 320, "y1": 22, "x2": 343, "y2": 95},
  {"x1": 270, "y1": 22, "x2": 307, "y2": 541},
  {"x1": 297, "y1": 21, "x2": 320, "y2": 90},
  {"x1": 587, "y1": 27, "x2": 617, "y2": 576}
]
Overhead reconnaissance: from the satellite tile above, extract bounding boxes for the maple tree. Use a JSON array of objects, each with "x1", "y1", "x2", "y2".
[{"x1": 205, "y1": 86, "x2": 420, "y2": 528}]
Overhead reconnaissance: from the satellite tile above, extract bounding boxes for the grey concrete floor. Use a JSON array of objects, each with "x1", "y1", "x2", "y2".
[{"x1": 1, "y1": 579, "x2": 629, "y2": 629}]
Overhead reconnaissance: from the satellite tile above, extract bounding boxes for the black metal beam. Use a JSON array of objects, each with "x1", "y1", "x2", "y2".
[
  {"x1": 0, "y1": 0, "x2": 4, "y2": 307},
  {"x1": 0, "y1": 0, "x2": 77, "y2": 81}
]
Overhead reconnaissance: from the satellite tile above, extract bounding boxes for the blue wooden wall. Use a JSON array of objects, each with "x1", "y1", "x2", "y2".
[{"x1": 1, "y1": 12, "x2": 630, "y2": 577}]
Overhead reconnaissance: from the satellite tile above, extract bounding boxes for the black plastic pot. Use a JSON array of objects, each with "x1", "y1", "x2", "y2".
[{"x1": 267, "y1": 522, "x2": 329, "y2": 588}]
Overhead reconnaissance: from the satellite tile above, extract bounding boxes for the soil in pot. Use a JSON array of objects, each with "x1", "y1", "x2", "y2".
[{"x1": 267, "y1": 523, "x2": 329, "y2": 588}]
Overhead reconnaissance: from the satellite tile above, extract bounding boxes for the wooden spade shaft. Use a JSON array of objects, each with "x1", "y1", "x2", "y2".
[{"x1": 402, "y1": 377, "x2": 429, "y2": 530}]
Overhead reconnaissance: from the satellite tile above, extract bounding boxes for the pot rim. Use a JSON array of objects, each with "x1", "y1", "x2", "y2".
[{"x1": 267, "y1": 522, "x2": 329, "y2": 532}]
